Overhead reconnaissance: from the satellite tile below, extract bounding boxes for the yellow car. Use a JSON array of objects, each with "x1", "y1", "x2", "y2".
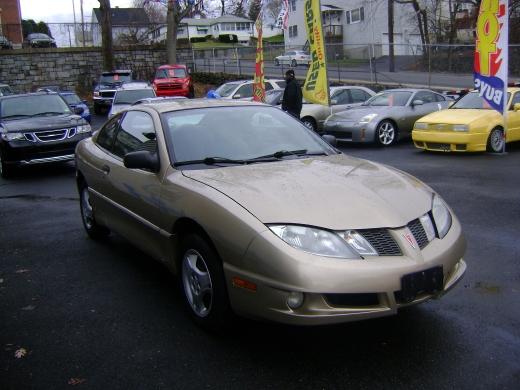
[{"x1": 412, "y1": 88, "x2": 520, "y2": 152}]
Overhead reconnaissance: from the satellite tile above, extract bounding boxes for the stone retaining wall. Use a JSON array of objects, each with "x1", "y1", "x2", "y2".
[{"x1": 0, "y1": 47, "x2": 173, "y2": 94}]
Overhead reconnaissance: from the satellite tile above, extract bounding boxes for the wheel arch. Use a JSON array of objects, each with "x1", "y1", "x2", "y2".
[
  {"x1": 374, "y1": 117, "x2": 400, "y2": 141},
  {"x1": 301, "y1": 115, "x2": 317, "y2": 130}
]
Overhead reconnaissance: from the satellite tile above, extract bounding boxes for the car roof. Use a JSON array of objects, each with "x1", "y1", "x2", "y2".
[
  {"x1": 102, "y1": 70, "x2": 132, "y2": 75},
  {"x1": 157, "y1": 64, "x2": 187, "y2": 69},
  {"x1": 0, "y1": 91, "x2": 58, "y2": 100},
  {"x1": 134, "y1": 98, "x2": 266, "y2": 114},
  {"x1": 117, "y1": 82, "x2": 152, "y2": 90}
]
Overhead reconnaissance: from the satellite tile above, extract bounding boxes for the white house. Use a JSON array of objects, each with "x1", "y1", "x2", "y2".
[
  {"x1": 92, "y1": 7, "x2": 151, "y2": 46},
  {"x1": 149, "y1": 15, "x2": 255, "y2": 45},
  {"x1": 284, "y1": 0, "x2": 449, "y2": 58}
]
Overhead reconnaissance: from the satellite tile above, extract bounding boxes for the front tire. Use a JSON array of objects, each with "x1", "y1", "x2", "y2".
[
  {"x1": 291, "y1": 59, "x2": 297, "y2": 67},
  {"x1": 274, "y1": 58, "x2": 280, "y2": 66},
  {"x1": 179, "y1": 234, "x2": 232, "y2": 330},
  {"x1": 487, "y1": 127, "x2": 504, "y2": 153},
  {"x1": 79, "y1": 184, "x2": 110, "y2": 239},
  {"x1": 0, "y1": 150, "x2": 14, "y2": 179},
  {"x1": 93, "y1": 104, "x2": 102, "y2": 115},
  {"x1": 301, "y1": 116, "x2": 317, "y2": 132},
  {"x1": 375, "y1": 120, "x2": 397, "y2": 146}
]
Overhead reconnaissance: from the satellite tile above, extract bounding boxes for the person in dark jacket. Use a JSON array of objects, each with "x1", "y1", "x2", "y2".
[{"x1": 281, "y1": 70, "x2": 303, "y2": 119}]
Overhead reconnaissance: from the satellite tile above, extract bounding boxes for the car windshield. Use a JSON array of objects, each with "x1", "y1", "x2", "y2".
[
  {"x1": 450, "y1": 91, "x2": 511, "y2": 109},
  {"x1": 0, "y1": 94, "x2": 71, "y2": 119},
  {"x1": 30, "y1": 33, "x2": 50, "y2": 39},
  {"x1": 114, "y1": 89, "x2": 155, "y2": 104},
  {"x1": 275, "y1": 81, "x2": 286, "y2": 88},
  {"x1": 162, "y1": 106, "x2": 335, "y2": 166},
  {"x1": 100, "y1": 73, "x2": 132, "y2": 84},
  {"x1": 61, "y1": 93, "x2": 81, "y2": 105},
  {"x1": 155, "y1": 68, "x2": 187, "y2": 79},
  {"x1": 215, "y1": 83, "x2": 241, "y2": 97},
  {"x1": 365, "y1": 91, "x2": 412, "y2": 106}
]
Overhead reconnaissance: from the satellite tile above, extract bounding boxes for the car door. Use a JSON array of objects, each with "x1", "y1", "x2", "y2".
[
  {"x1": 507, "y1": 92, "x2": 520, "y2": 141},
  {"x1": 100, "y1": 110, "x2": 167, "y2": 260},
  {"x1": 233, "y1": 83, "x2": 254, "y2": 99},
  {"x1": 404, "y1": 91, "x2": 441, "y2": 135},
  {"x1": 330, "y1": 89, "x2": 352, "y2": 115}
]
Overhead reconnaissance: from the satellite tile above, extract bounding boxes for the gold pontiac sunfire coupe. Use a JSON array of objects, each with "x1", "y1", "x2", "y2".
[{"x1": 75, "y1": 99, "x2": 466, "y2": 328}]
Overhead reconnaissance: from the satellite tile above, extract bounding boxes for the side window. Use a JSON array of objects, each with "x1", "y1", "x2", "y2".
[
  {"x1": 96, "y1": 115, "x2": 120, "y2": 151},
  {"x1": 235, "y1": 83, "x2": 253, "y2": 98},
  {"x1": 112, "y1": 111, "x2": 157, "y2": 158},
  {"x1": 265, "y1": 83, "x2": 274, "y2": 91},
  {"x1": 434, "y1": 93, "x2": 446, "y2": 102},
  {"x1": 350, "y1": 89, "x2": 370, "y2": 103},
  {"x1": 332, "y1": 90, "x2": 350, "y2": 104},
  {"x1": 510, "y1": 92, "x2": 520, "y2": 109},
  {"x1": 414, "y1": 91, "x2": 436, "y2": 104}
]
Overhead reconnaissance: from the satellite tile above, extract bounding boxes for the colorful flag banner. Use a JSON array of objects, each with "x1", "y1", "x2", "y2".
[
  {"x1": 276, "y1": 0, "x2": 290, "y2": 30},
  {"x1": 302, "y1": 0, "x2": 329, "y2": 106},
  {"x1": 473, "y1": 0, "x2": 509, "y2": 114},
  {"x1": 253, "y1": 12, "x2": 265, "y2": 102}
]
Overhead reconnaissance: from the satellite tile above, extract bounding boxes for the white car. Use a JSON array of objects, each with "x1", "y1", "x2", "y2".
[
  {"x1": 300, "y1": 86, "x2": 376, "y2": 132},
  {"x1": 212, "y1": 79, "x2": 286, "y2": 100},
  {"x1": 275, "y1": 50, "x2": 311, "y2": 67},
  {"x1": 108, "y1": 83, "x2": 156, "y2": 118}
]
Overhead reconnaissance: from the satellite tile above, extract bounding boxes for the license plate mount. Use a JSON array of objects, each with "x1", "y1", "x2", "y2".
[{"x1": 396, "y1": 266, "x2": 444, "y2": 303}]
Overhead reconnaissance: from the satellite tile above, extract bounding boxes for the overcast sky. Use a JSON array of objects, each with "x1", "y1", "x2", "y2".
[{"x1": 20, "y1": 0, "x2": 135, "y2": 23}]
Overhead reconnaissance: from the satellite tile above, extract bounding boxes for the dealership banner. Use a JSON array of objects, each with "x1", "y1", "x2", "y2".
[
  {"x1": 253, "y1": 11, "x2": 265, "y2": 103},
  {"x1": 303, "y1": 0, "x2": 329, "y2": 106},
  {"x1": 474, "y1": 0, "x2": 509, "y2": 114}
]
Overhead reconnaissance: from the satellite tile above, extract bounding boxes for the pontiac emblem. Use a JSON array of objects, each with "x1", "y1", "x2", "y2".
[{"x1": 404, "y1": 232, "x2": 417, "y2": 249}]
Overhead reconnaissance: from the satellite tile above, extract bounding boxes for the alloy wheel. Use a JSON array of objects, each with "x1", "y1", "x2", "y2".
[
  {"x1": 377, "y1": 121, "x2": 395, "y2": 145},
  {"x1": 81, "y1": 187, "x2": 94, "y2": 229},
  {"x1": 488, "y1": 128, "x2": 504, "y2": 153},
  {"x1": 182, "y1": 249, "x2": 213, "y2": 318}
]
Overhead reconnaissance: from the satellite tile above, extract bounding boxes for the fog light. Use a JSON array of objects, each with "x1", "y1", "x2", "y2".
[{"x1": 286, "y1": 291, "x2": 304, "y2": 309}]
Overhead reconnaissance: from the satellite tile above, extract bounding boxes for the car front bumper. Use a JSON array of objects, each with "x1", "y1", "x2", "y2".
[
  {"x1": 323, "y1": 121, "x2": 376, "y2": 143},
  {"x1": 224, "y1": 218, "x2": 466, "y2": 325},
  {"x1": 412, "y1": 130, "x2": 488, "y2": 152}
]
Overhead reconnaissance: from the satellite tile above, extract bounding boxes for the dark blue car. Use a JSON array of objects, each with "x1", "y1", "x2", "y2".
[{"x1": 59, "y1": 92, "x2": 91, "y2": 123}]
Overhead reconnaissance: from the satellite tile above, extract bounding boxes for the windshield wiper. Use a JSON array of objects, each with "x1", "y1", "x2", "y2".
[
  {"x1": 249, "y1": 149, "x2": 327, "y2": 160},
  {"x1": 1, "y1": 114, "x2": 32, "y2": 119},
  {"x1": 31, "y1": 111, "x2": 66, "y2": 117},
  {"x1": 174, "y1": 156, "x2": 262, "y2": 167}
]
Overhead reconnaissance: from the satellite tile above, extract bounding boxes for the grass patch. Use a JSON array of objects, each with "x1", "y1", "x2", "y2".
[{"x1": 192, "y1": 41, "x2": 236, "y2": 49}]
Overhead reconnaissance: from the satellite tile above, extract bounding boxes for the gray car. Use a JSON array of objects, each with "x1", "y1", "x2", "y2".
[{"x1": 323, "y1": 89, "x2": 450, "y2": 146}]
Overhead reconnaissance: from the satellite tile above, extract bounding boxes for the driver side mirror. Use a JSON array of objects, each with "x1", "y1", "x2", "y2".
[
  {"x1": 233, "y1": 94, "x2": 241, "y2": 99},
  {"x1": 322, "y1": 134, "x2": 337, "y2": 147},
  {"x1": 412, "y1": 99, "x2": 424, "y2": 106},
  {"x1": 124, "y1": 151, "x2": 160, "y2": 172},
  {"x1": 514, "y1": 103, "x2": 520, "y2": 111},
  {"x1": 330, "y1": 99, "x2": 338, "y2": 105}
]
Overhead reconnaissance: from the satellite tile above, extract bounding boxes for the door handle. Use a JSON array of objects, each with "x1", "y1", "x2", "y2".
[{"x1": 102, "y1": 165, "x2": 110, "y2": 174}]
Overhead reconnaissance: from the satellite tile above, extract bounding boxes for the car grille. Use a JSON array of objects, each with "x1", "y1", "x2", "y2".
[
  {"x1": 426, "y1": 142, "x2": 451, "y2": 151},
  {"x1": 325, "y1": 130, "x2": 353, "y2": 140},
  {"x1": 359, "y1": 229, "x2": 402, "y2": 256},
  {"x1": 157, "y1": 83, "x2": 182, "y2": 90},
  {"x1": 100, "y1": 91, "x2": 115, "y2": 98},
  {"x1": 407, "y1": 218, "x2": 429, "y2": 250},
  {"x1": 25, "y1": 128, "x2": 76, "y2": 143},
  {"x1": 324, "y1": 293, "x2": 379, "y2": 307}
]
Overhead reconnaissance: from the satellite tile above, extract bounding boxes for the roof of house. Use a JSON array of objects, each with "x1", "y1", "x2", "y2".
[
  {"x1": 180, "y1": 15, "x2": 253, "y2": 26},
  {"x1": 93, "y1": 8, "x2": 150, "y2": 25}
]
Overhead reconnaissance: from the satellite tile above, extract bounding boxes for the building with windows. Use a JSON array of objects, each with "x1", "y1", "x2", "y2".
[
  {"x1": 91, "y1": 7, "x2": 150, "y2": 46},
  {"x1": 284, "y1": 0, "x2": 445, "y2": 58},
  {"x1": 149, "y1": 15, "x2": 255, "y2": 46}
]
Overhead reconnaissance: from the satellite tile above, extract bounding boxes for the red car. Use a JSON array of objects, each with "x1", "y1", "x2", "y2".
[{"x1": 152, "y1": 64, "x2": 194, "y2": 98}]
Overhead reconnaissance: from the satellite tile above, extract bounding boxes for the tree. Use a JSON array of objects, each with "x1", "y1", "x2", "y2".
[
  {"x1": 133, "y1": 0, "x2": 167, "y2": 23},
  {"x1": 264, "y1": 0, "x2": 282, "y2": 22},
  {"x1": 98, "y1": 0, "x2": 114, "y2": 70},
  {"x1": 166, "y1": 0, "x2": 206, "y2": 64},
  {"x1": 388, "y1": 0, "x2": 395, "y2": 72},
  {"x1": 21, "y1": 19, "x2": 53, "y2": 38},
  {"x1": 248, "y1": 0, "x2": 262, "y2": 21}
]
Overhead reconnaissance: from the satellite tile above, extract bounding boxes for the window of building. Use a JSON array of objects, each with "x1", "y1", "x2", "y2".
[
  {"x1": 346, "y1": 7, "x2": 364, "y2": 24},
  {"x1": 291, "y1": 0, "x2": 296, "y2": 12},
  {"x1": 289, "y1": 25, "x2": 298, "y2": 38}
]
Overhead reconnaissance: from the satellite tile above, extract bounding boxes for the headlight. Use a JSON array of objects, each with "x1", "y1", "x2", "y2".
[
  {"x1": 269, "y1": 225, "x2": 361, "y2": 258},
  {"x1": 77, "y1": 124, "x2": 91, "y2": 134},
  {"x1": 358, "y1": 113, "x2": 377, "y2": 124},
  {"x1": 93, "y1": 91, "x2": 100, "y2": 97},
  {"x1": 453, "y1": 124, "x2": 469, "y2": 132},
  {"x1": 414, "y1": 122, "x2": 428, "y2": 130},
  {"x1": 1, "y1": 132, "x2": 25, "y2": 141},
  {"x1": 432, "y1": 195, "x2": 452, "y2": 238}
]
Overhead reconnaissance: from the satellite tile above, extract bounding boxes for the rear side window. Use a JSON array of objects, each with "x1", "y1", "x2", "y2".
[
  {"x1": 234, "y1": 83, "x2": 253, "y2": 98},
  {"x1": 350, "y1": 89, "x2": 371, "y2": 103},
  {"x1": 96, "y1": 116, "x2": 120, "y2": 151},
  {"x1": 112, "y1": 111, "x2": 157, "y2": 158}
]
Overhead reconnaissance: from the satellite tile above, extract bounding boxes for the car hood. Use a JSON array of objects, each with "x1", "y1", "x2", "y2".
[
  {"x1": 181, "y1": 154, "x2": 433, "y2": 230},
  {"x1": 154, "y1": 78, "x2": 187, "y2": 84},
  {"x1": 417, "y1": 108, "x2": 497, "y2": 124},
  {"x1": 1, "y1": 114, "x2": 84, "y2": 132},
  {"x1": 328, "y1": 105, "x2": 395, "y2": 121}
]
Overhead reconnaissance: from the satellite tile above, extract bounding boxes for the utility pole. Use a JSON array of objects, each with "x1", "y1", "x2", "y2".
[
  {"x1": 388, "y1": 0, "x2": 395, "y2": 72},
  {"x1": 72, "y1": 0, "x2": 77, "y2": 46},
  {"x1": 98, "y1": 0, "x2": 114, "y2": 70},
  {"x1": 166, "y1": 0, "x2": 178, "y2": 64},
  {"x1": 80, "y1": 0, "x2": 86, "y2": 47}
]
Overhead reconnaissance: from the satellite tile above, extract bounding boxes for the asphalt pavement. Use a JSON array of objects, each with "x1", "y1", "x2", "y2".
[{"x1": 1, "y1": 113, "x2": 519, "y2": 389}]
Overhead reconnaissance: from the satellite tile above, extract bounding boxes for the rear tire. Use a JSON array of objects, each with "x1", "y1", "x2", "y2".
[
  {"x1": 486, "y1": 127, "x2": 504, "y2": 153},
  {"x1": 179, "y1": 234, "x2": 232, "y2": 331},
  {"x1": 274, "y1": 58, "x2": 280, "y2": 66},
  {"x1": 301, "y1": 116, "x2": 317, "y2": 132},
  {"x1": 79, "y1": 183, "x2": 110, "y2": 239},
  {"x1": 94, "y1": 104, "x2": 102, "y2": 115}
]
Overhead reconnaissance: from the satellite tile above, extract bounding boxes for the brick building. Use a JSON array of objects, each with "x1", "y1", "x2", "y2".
[{"x1": 0, "y1": 0, "x2": 23, "y2": 46}]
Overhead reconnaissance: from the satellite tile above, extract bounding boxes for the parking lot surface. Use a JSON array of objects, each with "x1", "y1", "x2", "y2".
[{"x1": 1, "y1": 114, "x2": 519, "y2": 389}]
